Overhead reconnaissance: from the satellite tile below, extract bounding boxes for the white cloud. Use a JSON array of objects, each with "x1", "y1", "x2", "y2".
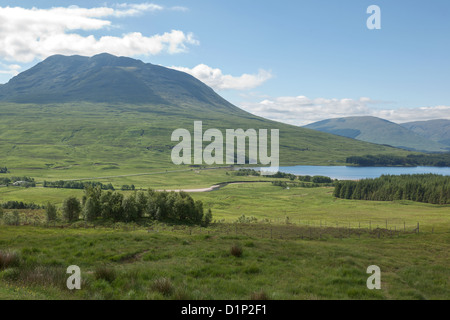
[
  {"x1": 171, "y1": 64, "x2": 272, "y2": 90},
  {"x1": 0, "y1": 4, "x2": 197, "y2": 63},
  {"x1": 240, "y1": 96, "x2": 450, "y2": 126},
  {"x1": 0, "y1": 63, "x2": 21, "y2": 76}
]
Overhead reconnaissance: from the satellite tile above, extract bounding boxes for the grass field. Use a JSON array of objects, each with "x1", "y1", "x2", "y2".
[
  {"x1": 0, "y1": 224, "x2": 448, "y2": 300},
  {"x1": 1, "y1": 180, "x2": 449, "y2": 300}
]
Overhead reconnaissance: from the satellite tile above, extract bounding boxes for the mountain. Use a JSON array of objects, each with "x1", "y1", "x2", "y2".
[
  {"x1": 401, "y1": 120, "x2": 450, "y2": 147},
  {"x1": 304, "y1": 116, "x2": 448, "y2": 152},
  {"x1": 0, "y1": 53, "x2": 238, "y2": 112},
  {"x1": 0, "y1": 54, "x2": 412, "y2": 173}
]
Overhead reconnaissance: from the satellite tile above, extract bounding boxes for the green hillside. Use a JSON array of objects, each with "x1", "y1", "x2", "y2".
[
  {"x1": 0, "y1": 54, "x2": 412, "y2": 178},
  {"x1": 401, "y1": 120, "x2": 450, "y2": 148},
  {"x1": 304, "y1": 116, "x2": 448, "y2": 153}
]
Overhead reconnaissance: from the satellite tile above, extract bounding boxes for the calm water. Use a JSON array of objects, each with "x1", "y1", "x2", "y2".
[{"x1": 276, "y1": 166, "x2": 450, "y2": 180}]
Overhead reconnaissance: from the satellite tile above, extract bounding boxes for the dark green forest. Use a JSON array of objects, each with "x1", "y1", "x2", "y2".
[
  {"x1": 43, "y1": 180, "x2": 115, "y2": 190},
  {"x1": 346, "y1": 153, "x2": 450, "y2": 167},
  {"x1": 334, "y1": 174, "x2": 450, "y2": 204}
]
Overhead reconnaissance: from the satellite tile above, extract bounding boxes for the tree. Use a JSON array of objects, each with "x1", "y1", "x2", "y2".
[
  {"x1": 83, "y1": 197, "x2": 98, "y2": 222},
  {"x1": 83, "y1": 186, "x2": 102, "y2": 221},
  {"x1": 202, "y1": 208, "x2": 213, "y2": 227},
  {"x1": 122, "y1": 195, "x2": 139, "y2": 222},
  {"x1": 45, "y1": 202, "x2": 58, "y2": 222},
  {"x1": 62, "y1": 197, "x2": 81, "y2": 222}
]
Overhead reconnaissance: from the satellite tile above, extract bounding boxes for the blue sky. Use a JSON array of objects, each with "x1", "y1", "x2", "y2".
[{"x1": 0, "y1": 1, "x2": 449, "y2": 125}]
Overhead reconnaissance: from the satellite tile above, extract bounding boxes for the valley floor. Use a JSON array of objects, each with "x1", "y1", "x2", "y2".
[{"x1": 0, "y1": 169, "x2": 449, "y2": 300}]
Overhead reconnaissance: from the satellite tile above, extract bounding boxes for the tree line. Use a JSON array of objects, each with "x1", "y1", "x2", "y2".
[
  {"x1": 333, "y1": 174, "x2": 450, "y2": 204},
  {"x1": 1, "y1": 201, "x2": 43, "y2": 210},
  {"x1": 346, "y1": 153, "x2": 450, "y2": 167},
  {"x1": 0, "y1": 176, "x2": 36, "y2": 187},
  {"x1": 233, "y1": 169, "x2": 334, "y2": 184},
  {"x1": 272, "y1": 181, "x2": 335, "y2": 188},
  {"x1": 43, "y1": 180, "x2": 115, "y2": 190},
  {"x1": 49, "y1": 186, "x2": 212, "y2": 226}
]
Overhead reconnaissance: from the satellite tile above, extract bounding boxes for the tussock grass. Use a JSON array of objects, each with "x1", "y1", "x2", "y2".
[
  {"x1": 250, "y1": 290, "x2": 270, "y2": 300},
  {"x1": 230, "y1": 244, "x2": 243, "y2": 258},
  {"x1": 94, "y1": 266, "x2": 117, "y2": 283},
  {"x1": 0, "y1": 251, "x2": 21, "y2": 270},
  {"x1": 152, "y1": 278, "x2": 174, "y2": 296}
]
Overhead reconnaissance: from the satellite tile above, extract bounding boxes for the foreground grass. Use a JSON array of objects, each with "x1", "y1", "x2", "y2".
[
  {"x1": 0, "y1": 224, "x2": 448, "y2": 300},
  {"x1": 1, "y1": 182, "x2": 448, "y2": 300}
]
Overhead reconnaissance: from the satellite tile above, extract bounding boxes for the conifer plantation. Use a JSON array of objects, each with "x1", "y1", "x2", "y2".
[{"x1": 334, "y1": 174, "x2": 450, "y2": 204}]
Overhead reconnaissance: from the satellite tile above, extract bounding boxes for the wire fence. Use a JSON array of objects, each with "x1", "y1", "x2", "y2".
[{"x1": 4, "y1": 218, "x2": 445, "y2": 242}]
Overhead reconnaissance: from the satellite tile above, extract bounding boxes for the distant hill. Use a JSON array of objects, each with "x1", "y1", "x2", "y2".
[
  {"x1": 304, "y1": 116, "x2": 448, "y2": 153},
  {"x1": 401, "y1": 120, "x2": 450, "y2": 147},
  {"x1": 0, "y1": 54, "x2": 412, "y2": 172}
]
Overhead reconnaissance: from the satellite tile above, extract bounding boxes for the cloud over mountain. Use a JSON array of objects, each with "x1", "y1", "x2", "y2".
[
  {"x1": 240, "y1": 96, "x2": 450, "y2": 126},
  {"x1": 171, "y1": 64, "x2": 272, "y2": 91},
  {"x1": 0, "y1": 4, "x2": 198, "y2": 63}
]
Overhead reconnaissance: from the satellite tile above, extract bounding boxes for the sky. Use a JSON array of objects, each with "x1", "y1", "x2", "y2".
[{"x1": 0, "y1": 0, "x2": 449, "y2": 125}]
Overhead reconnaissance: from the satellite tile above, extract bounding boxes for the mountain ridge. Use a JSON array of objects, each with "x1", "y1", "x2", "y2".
[
  {"x1": 304, "y1": 116, "x2": 449, "y2": 153},
  {"x1": 401, "y1": 119, "x2": 450, "y2": 147},
  {"x1": 0, "y1": 53, "x2": 240, "y2": 114}
]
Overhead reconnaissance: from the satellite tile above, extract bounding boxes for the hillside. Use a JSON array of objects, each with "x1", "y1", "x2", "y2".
[
  {"x1": 304, "y1": 116, "x2": 448, "y2": 152},
  {"x1": 0, "y1": 54, "x2": 412, "y2": 176},
  {"x1": 401, "y1": 120, "x2": 450, "y2": 148}
]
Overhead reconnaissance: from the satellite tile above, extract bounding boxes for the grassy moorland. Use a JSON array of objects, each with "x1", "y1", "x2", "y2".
[
  {"x1": 0, "y1": 221, "x2": 448, "y2": 300},
  {"x1": 0, "y1": 179, "x2": 449, "y2": 300},
  {"x1": 0, "y1": 102, "x2": 413, "y2": 175}
]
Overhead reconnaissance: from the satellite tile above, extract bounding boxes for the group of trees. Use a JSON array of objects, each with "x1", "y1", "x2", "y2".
[
  {"x1": 334, "y1": 174, "x2": 450, "y2": 204},
  {"x1": 0, "y1": 176, "x2": 35, "y2": 187},
  {"x1": 233, "y1": 169, "x2": 334, "y2": 184},
  {"x1": 43, "y1": 180, "x2": 115, "y2": 190},
  {"x1": 346, "y1": 153, "x2": 450, "y2": 167},
  {"x1": 54, "y1": 187, "x2": 212, "y2": 226},
  {"x1": 1, "y1": 201, "x2": 43, "y2": 210},
  {"x1": 272, "y1": 181, "x2": 334, "y2": 188},
  {"x1": 232, "y1": 169, "x2": 260, "y2": 177},
  {"x1": 0, "y1": 167, "x2": 8, "y2": 173}
]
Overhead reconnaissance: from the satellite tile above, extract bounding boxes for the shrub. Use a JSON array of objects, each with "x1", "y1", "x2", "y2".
[
  {"x1": 152, "y1": 277, "x2": 174, "y2": 296},
  {"x1": 3, "y1": 211, "x2": 20, "y2": 226},
  {"x1": 235, "y1": 215, "x2": 258, "y2": 224},
  {"x1": 230, "y1": 244, "x2": 243, "y2": 258},
  {"x1": 202, "y1": 209, "x2": 213, "y2": 227}
]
